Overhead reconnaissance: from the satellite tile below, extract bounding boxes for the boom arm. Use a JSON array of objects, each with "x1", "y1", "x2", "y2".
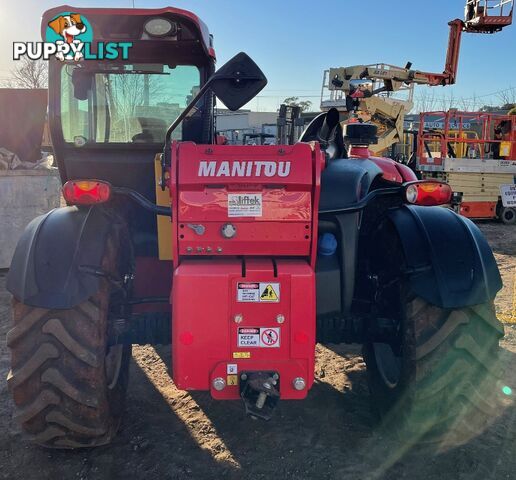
[
  {"x1": 329, "y1": 1, "x2": 513, "y2": 93},
  {"x1": 322, "y1": 1, "x2": 514, "y2": 154},
  {"x1": 423, "y1": 19, "x2": 464, "y2": 87}
]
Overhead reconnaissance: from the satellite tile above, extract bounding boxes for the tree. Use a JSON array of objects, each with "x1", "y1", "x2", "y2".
[
  {"x1": 497, "y1": 87, "x2": 516, "y2": 106},
  {"x1": 439, "y1": 91, "x2": 456, "y2": 112},
  {"x1": 414, "y1": 89, "x2": 437, "y2": 112},
  {"x1": 283, "y1": 96, "x2": 312, "y2": 112},
  {"x1": 2, "y1": 57, "x2": 48, "y2": 89}
]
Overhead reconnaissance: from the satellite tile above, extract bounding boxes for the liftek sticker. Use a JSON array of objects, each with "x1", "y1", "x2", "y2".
[
  {"x1": 227, "y1": 364, "x2": 238, "y2": 374},
  {"x1": 228, "y1": 193, "x2": 262, "y2": 217},
  {"x1": 237, "y1": 327, "x2": 280, "y2": 348},
  {"x1": 238, "y1": 327, "x2": 260, "y2": 347},
  {"x1": 237, "y1": 282, "x2": 280, "y2": 303}
]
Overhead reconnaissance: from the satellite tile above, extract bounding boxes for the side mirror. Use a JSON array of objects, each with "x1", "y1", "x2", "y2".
[
  {"x1": 165, "y1": 52, "x2": 267, "y2": 142},
  {"x1": 210, "y1": 52, "x2": 268, "y2": 111},
  {"x1": 72, "y1": 68, "x2": 93, "y2": 101},
  {"x1": 349, "y1": 79, "x2": 373, "y2": 96}
]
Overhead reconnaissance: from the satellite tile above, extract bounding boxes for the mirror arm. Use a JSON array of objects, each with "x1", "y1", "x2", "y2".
[
  {"x1": 165, "y1": 78, "x2": 213, "y2": 144},
  {"x1": 164, "y1": 73, "x2": 264, "y2": 143},
  {"x1": 161, "y1": 52, "x2": 267, "y2": 186},
  {"x1": 161, "y1": 78, "x2": 214, "y2": 189}
]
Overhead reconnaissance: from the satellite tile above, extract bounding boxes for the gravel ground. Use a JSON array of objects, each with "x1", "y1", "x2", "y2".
[{"x1": 0, "y1": 222, "x2": 514, "y2": 480}]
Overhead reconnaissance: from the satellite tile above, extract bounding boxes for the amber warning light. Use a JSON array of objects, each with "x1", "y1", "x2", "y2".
[{"x1": 62, "y1": 180, "x2": 112, "y2": 205}]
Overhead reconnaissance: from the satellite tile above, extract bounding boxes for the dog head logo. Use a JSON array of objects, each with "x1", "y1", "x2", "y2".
[
  {"x1": 48, "y1": 14, "x2": 87, "y2": 43},
  {"x1": 46, "y1": 12, "x2": 92, "y2": 62}
]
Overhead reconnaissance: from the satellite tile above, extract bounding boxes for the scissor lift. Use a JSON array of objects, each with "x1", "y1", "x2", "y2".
[{"x1": 417, "y1": 111, "x2": 516, "y2": 223}]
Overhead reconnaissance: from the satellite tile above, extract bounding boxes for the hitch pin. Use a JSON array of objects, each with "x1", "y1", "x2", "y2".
[
  {"x1": 256, "y1": 381, "x2": 273, "y2": 409},
  {"x1": 256, "y1": 392, "x2": 267, "y2": 410}
]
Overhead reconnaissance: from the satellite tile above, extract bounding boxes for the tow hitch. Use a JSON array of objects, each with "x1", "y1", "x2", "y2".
[{"x1": 240, "y1": 371, "x2": 280, "y2": 420}]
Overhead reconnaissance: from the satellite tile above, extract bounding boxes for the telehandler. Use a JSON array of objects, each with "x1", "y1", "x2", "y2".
[{"x1": 6, "y1": 6, "x2": 506, "y2": 449}]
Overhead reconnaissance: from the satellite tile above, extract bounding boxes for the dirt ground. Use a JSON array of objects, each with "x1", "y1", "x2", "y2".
[{"x1": 0, "y1": 222, "x2": 515, "y2": 480}]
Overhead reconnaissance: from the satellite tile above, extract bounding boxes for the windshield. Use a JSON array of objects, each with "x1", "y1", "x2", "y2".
[{"x1": 60, "y1": 64, "x2": 200, "y2": 144}]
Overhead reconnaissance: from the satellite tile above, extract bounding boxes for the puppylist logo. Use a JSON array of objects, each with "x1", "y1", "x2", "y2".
[{"x1": 13, "y1": 12, "x2": 132, "y2": 62}]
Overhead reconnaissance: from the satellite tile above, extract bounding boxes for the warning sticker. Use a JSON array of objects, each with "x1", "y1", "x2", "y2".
[
  {"x1": 227, "y1": 375, "x2": 238, "y2": 386},
  {"x1": 238, "y1": 327, "x2": 260, "y2": 347},
  {"x1": 237, "y1": 327, "x2": 280, "y2": 348},
  {"x1": 259, "y1": 283, "x2": 280, "y2": 302},
  {"x1": 500, "y1": 184, "x2": 516, "y2": 207},
  {"x1": 237, "y1": 283, "x2": 260, "y2": 302},
  {"x1": 233, "y1": 351, "x2": 251, "y2": 359},
  {"x1": 237, "y1": 282, "x2": 280, "y2": 303},
  {"x1": 228, "y1": 193, "x2": 262, "y2": 217},
  {"x1": 260, "y1": 328, "x2": 280, "y2": 347},
  {"x1": 227, "y1": 364, "x2": 238, "y2": 374}
]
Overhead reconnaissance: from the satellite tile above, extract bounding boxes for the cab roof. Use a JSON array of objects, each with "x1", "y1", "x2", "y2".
[{"x1": 41, "y1": 5, "x2": 216, "y2": 60}]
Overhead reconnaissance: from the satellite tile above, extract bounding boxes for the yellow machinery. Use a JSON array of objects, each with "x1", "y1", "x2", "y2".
[{"x1": 320, "y1": 0, "x2": 514, "y2": 155}]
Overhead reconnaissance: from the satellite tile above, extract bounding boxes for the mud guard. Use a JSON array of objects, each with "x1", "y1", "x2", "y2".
[
  {"x1": 7, "y1": 206, "x2": 114, "y2": 309},
  {"x1": 388, "y1": 205, "x2": 502, "y2": 309}
]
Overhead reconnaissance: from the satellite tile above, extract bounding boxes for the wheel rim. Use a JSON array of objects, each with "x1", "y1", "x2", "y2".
[
  {"x1": 105, "y1": 345, "x2": 124, "y2": 390},
  {"x1": 503, "y1": 209, "x2": 515, "y2": 223},
  {"x1": 373, "y1": 343, "x2": 401, "y2": 389}
]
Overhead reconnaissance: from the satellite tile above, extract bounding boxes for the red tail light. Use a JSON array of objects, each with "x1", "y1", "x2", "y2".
[
  {"x1": 62, "y1": 180, "x2": 112, "y2": 205},
  {"x1": 404, "y1": 181, "x2": 452, "y2": 206}
]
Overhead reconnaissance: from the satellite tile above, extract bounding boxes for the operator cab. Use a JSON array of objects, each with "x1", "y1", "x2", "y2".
[
  {"x1": 464, "y1": 0, "x2": 514, "y2": 33},
  {"x1": 43, "y1": 6, "x2": 216, "y2": 257}
]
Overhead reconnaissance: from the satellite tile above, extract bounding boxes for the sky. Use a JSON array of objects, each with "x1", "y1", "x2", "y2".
[{"x1": 0, "y1": 0, "x2": 515, "y2": 111}]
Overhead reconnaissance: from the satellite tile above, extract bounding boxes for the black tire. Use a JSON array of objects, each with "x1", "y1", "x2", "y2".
[
  {"x1": 499, "y1": 206, "x2": 516, "y2": 225},
  {"x1": 7, "y1": 227, "x2": 131, "y2": 449},
  {"x1": 364, "y1": 294, "x2": 506, "y2": 448}
]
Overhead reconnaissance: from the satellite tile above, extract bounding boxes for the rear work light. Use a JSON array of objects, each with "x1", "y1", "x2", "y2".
[
  {"x1": 404, "y1": 181, "x2": 452, "y2": 206},
  {"x1": 144, "y1": 18, "x2": 177, "y2": 37},
  {"x1": 62, "y1": 180, "x2": 112, "y2": 205}
]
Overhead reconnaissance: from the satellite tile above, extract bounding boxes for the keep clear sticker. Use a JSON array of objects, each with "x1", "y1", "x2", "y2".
[
  {"x1": 237, "y1": 327, "x2": 280, "y2": 348},
  {"x1": 237, "y1": 282, "x2": 280, "y2": 303},
  {"x1": 238, "y1": 327, "x2": 260, "y2": 347},
  {"x1": 228, "y1": 193, "x2": 262, "y2": 217}
]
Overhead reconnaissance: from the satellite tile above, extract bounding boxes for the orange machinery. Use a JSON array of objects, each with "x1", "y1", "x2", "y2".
[{"x1": 417, "y1": 110, "x2": 516, "y2": 222}]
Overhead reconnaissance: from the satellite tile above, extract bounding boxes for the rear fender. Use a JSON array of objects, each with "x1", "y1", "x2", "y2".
[
  {"x1": 388, "y1": 205, "x2": 502, "y2": 308},
  {"x1": 7, "y1": 206, "x2": 115, "y2": 309}
]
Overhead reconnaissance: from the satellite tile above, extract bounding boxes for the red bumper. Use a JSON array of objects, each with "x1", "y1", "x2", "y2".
[{"x1": 172, "y1": 258, "x2": 315, "y2": 399}]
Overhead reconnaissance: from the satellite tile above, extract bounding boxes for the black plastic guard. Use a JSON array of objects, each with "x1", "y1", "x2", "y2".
[
  {"x1": 317, "y1": 158, "x2": 382, "y2": 315},
  {"x1": 319, "y1": 158, "x2": 382, "y2": 212},
  {"x1": 388, "y1": 205, "x2": 502, "y2": 308},
  {"x1": 7, "y1": 206, "x2": 113, "y2": 309}
]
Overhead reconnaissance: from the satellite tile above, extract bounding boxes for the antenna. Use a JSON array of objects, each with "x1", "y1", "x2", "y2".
[{"x1": 132, "y1": 0, "x2": 135, "y2": 7}]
